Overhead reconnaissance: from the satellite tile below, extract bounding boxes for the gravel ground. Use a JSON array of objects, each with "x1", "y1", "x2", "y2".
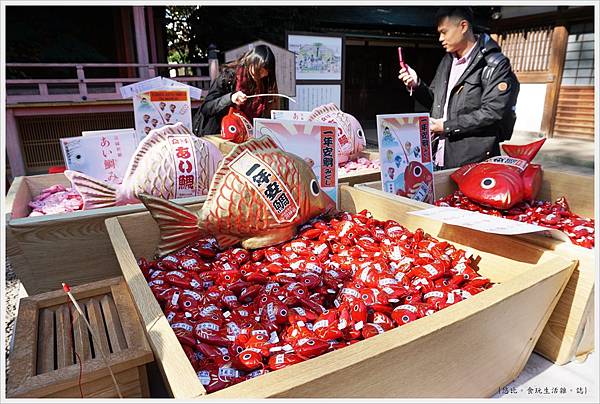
[{"x1": 5, "y1": 258, "x2": 19, "y2": 377}]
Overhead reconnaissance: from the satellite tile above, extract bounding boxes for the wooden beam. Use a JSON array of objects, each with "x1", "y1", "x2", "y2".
[
  {"x1": 540, "y1": 26, "x2": 568, "y2": 137},
  {"x1": 132, "y1": 6, "x2": 150, "y2": 78},
  {"x1": 515, "y1": 71, "x2": 554, "y2": 84},
  {"x1": 5, "y1": 108, "x2": 27, "y2": 177}
]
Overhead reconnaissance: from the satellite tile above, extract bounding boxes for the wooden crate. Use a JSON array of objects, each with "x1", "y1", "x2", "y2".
[
  {"x1": 7, "y1": 277, "x2": 154, "y2": 398},
  {"x1": 357, "y1": 176, "x2": 595, "y2": 365},
  {"x1": 5, "y1": 173, "x2": 207, "y2": 295},
  {"x1": 104, "y1": 185, "x2": 576, "y2": 398}
]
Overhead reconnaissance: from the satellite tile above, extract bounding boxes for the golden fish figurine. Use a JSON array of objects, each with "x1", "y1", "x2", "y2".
[
  {"x1": 65, "y1": 123, "x2": 222, "y2": 209},
  {"x1": 140, "y1": 135, "x2": 337, "y2": 256}
]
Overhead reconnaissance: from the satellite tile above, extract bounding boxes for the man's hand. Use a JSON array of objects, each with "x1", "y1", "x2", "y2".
[
  {"x1": 429, "y1": 118, "x2": 445, "y2": 135},
  {"x1": 231, "y1": 91, "x2": 247, "y2": 106},
  {"x1": 398, "y1": 66, "x2": 418, "y2": 91}
]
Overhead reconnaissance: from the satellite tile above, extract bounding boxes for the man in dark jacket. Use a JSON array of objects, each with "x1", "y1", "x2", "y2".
[{"x1": 399, "y1": 7, "x2": 519, "y2": 169}]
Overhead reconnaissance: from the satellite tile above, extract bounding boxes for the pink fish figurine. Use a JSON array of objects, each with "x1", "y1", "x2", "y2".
[
  {"x1": 139, "y1": 135, "x2": 336, "y2": 256},
  {"x1": 308, "y1": 103, "x2": 366, "y2": 164},
  {"x1": 450, "y1": 138, "x2": 546, "y2": 210},
  {"x1": 65, "y1": 123, "x2": 222, "y2": 209},
  {"x1": 221, "y1": 107, "x2": 252, "y2": 143}
]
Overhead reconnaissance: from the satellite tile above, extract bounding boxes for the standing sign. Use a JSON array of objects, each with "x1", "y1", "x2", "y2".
[
  {"x1": 60, "y1": 129, "x2": 139, "y2": 185},
  {"x1": 376, "y1": 113, "x2": 435, "y2": 203},
  {"x1": 253, "y1": 118, "x2": 338, "y2": 204},
  {"x1": 121, "y1": 77, "x2": 202, "y2": 141}
]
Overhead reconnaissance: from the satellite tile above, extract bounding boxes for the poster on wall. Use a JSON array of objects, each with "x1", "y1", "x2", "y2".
[
  {"x1": 287, "y1": 34, "x2": 343, "y2": 80},
  {"x1": 376, "y1": 113, "x2": 435, "y2": 203},
  {"x1": 253, "y1": 118, "x2": 338, "y2": 204},
  {"x1": 290, "y1": 84, "x2": 341, "y2": 111}
]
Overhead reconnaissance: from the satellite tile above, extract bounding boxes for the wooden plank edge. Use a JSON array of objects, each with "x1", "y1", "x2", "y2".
[{"x1": 104, "y1": 217, "x2": 206, "y2": 399}]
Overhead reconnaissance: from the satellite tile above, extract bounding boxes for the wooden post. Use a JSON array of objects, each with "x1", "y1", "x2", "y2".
[
  {"x1": 76, "y1": 64, "x2": 88, "y2": 101},
  {"x1": 540, "y1": 25, "x2": 568, "y2": 137},
  {"x1": 6, "y1": 108, "x2": 27, "y2": 177},
  {"x1": 208, "y1": 43, "x2": 219, "y2": 84},
  {"x1": 133, "y1": 6, "x2": 150, "y2": 79}
]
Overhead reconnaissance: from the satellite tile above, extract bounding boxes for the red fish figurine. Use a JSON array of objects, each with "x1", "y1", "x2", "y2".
[
  {"x1": 140, "y1": 135, "x2": 336, "y2": 256},
  {"x1": 221, "y1": 107, "x2": 252, "y2": 144},
  {"x1": 450, "y1": 138, "x2": 546, "y2": 210}
]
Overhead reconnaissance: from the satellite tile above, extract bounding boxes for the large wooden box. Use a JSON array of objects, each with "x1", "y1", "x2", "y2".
[
  {"x1": 7, "y1": 277, "x2": 154, "y2": 398},
  {"x1": 104, "y1": 185, "x2": 575, "y2": 398},
  {"x1": 5, "y1": 173, "x2": 207, "y2": 295},
  {"x1": 358, "y1": 172, "x2": 595, "y2": 366},
  {"x1": 205, "y1": 135, "x2": 381, "y2": 186}
]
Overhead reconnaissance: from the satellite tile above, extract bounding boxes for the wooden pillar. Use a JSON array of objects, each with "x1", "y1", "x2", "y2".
[
  {"x1": 540, "y1": 25, "x2": 568, "y2": 137},
  {"x1": 133, "y1": 6, "x2": 150, "y2": 78},
  {"x1": 6, "y1": 109, "x2": 26, "y2": 177},
  {"x1": 146, "y1": 7, "x2": 158, "y2": 64},
  {"x1": 208, "y1": 44, "x2": 219, "y2": 84}
]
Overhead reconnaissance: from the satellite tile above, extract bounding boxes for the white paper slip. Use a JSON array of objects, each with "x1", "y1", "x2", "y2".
[{"x1": 408, "y1": 206, "x2": 570, "y2": 240}]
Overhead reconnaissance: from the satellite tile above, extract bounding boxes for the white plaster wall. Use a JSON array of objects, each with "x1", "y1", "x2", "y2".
[{"x1": 514, "y1": 83, "x2": 546, "y2": 133}]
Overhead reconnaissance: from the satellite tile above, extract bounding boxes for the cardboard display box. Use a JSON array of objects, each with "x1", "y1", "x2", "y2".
[
  {"x1": 5, "y1": 173, "x2": 206, "y2": 294},
  {"x1": 205, "y1": 135, "x2": 381, "y2": 186},
  {"x1": 105, "y1": 185, "x2": 575, "y2": 398},
  {"x1": 357, "y1": 168, "x2": 595, "y2": 366},
  {"x1": 7, "y1": 277, "x2": 154, "y2": 398}
]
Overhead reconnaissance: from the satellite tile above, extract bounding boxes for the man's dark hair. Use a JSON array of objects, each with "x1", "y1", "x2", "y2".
[{"x1": 435, "y1": 7, "x2": 474, "y2": 31}]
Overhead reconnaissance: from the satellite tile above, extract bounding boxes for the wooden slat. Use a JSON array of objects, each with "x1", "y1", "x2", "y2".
[
  {"x1": 37, "y1": 308, "x2": 56, "y2": 374},
  {"x1": 55, "y1": 304, "x2": 74, "y2": 369},
  {"x1": 86, "y1": 298, "x2": 111, "y2": 358},
  {"x1": 100, "y1": 295, "x2": 128, "y2": 352},
  {"x1": 73, "y1": 300, "x2": 92, "y2": 362},
  {"x1": 7, "y1": 301, "x2": 40, "y2": 397}
]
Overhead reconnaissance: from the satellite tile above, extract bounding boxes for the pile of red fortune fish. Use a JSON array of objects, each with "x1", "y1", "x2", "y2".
[
  {"x1": 436, "y1": 191, "x2": 595, "y2": 249},
  {"x1": 28, "y1": 184, "x2": 83, "y2": 216},
  {"x1": 138, "y1": 209, "x2": 493, "y2": 393}
]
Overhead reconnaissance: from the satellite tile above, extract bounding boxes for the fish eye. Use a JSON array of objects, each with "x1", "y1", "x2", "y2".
[
  {"x1": 357, "y1": 129, "x2": 365, "y2": 139},
  {"x1": 307, "y1": 340, "x2": 315, "y2": 345},
  {"x1": 237, "y1": 346, "x2": 244, "y2": 353},
  {"x1": 413, "y1": 165, "x2": 422, "y2": 177},
  {"x1": 243, "y1": 353, "x2": 252, "y2": 360},
  {"x1": 223, "y1": 355, "x2": 230, "y2": 361},
  {"x1": 402, "y1": 315, "x2": 410, "y2": 323},
  {"x1": 228, "y1": 125, "x2": 237, "y2": 133},
  {"x1": 280, "y1": 309, "x2": 287, "y2": 316},
  {"x1": 310, "y1": 180, "x2": 320, "y2": 196},
  {"x1": 480, "y1": 177, "x2": 496, "y2": 189}
]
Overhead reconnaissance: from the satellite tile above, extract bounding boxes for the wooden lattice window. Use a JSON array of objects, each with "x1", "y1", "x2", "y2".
[
  {"x1": 562, "y1": 22, "x2": 594, "y2": 85},
  {"x1": 495, "y1": 26, "x2": 554, "y2": 72}
]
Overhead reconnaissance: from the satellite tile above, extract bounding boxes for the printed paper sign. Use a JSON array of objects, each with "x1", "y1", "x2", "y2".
[
  {"x1": 60, "y1": 129, "x2": 138, "y2": 185},
  {"x1": 377, "y1": 113, "x2": 435, "y2": 203},
  {"x1": 166, "y1": 134, "x2": 199, "y2": 198},
  {"x1": 133, "y1": 88, "x2": 192, "y2": 140},
  {"x1": 229, "y1": 149, "x2": 300, "y2": 223},
  {"x1": 271, "y1": 110, "x2": 310, "y2": 120},
  {"x1": 253, "y1": 119, "x2": 338, "y2": 204},
  {"x1": 408, "y1": 206, "x2": 570, "y2": 240}
]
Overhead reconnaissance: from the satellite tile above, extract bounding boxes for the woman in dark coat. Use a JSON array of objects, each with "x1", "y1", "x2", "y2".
[{"x1": 194, "y1": 45, "x2": 279, "y2": 136}]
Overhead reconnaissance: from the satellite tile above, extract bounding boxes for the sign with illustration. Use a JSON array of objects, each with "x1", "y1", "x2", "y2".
[
  {"x1": 253, "y1": 118, "x2": 338, "y2": 204},
  {"x1": 60, "y1": 129, "x2": 139, "y2": 185},
  {"x1": 376, "y1": 113, "x2": 435, "y2": 203},
  {"x1": 290, "y1": 84, "x2": 341, "y2": 111},
  {"x1": 287, "y1": 34, "x2": 343, "y2": 80}
]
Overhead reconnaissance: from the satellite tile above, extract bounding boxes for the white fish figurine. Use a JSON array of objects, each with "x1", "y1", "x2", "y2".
[
  {"x1": 65, "y1": 123, "x2": 222, "y2": 209},
  {"x1": 308, "y1": 103, "x2": 366, "y2": 164}
]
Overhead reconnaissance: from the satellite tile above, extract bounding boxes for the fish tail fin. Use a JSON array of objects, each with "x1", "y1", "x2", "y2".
[
  {"x1": 64, "y1": 170, "x2": 118, "y2": 209},
  {"x1": 502, "y1": 138, "x2": 546, "y2": 162},
  {"x1": 138, "y1": 193, "x2": 206, "y2": 257},
  {"x1": 450, "y1": 163, "x2": 478, "y2": 184}
]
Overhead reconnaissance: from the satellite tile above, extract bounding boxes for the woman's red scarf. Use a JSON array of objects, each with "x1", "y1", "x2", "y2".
[{"x1": 234, "y1": 66, "x2": 267, "y2": 121}]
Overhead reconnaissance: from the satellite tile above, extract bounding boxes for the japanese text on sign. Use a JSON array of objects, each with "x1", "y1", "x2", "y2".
[
  {"x1": 167, "y1": 134, "x2": 198, "y2": 198},
  {"x1": 229, "y1": 150, "x2": 300, "y2": 223},
  {"x1": 419, "y1": 116, "x2": 431, "y2": 164},
  {"x1": 487, "y1": 156, "x2": 528, "y2": 171},
  {"x1": 99, "y1": 136, "x2": 124, "y2": 184},
  {"x1": 149, "y1": 90, "x2": 189, "y2": 102},
  {"x1": 320, "y1": 128, "x2": 336, "y2": 188}
]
